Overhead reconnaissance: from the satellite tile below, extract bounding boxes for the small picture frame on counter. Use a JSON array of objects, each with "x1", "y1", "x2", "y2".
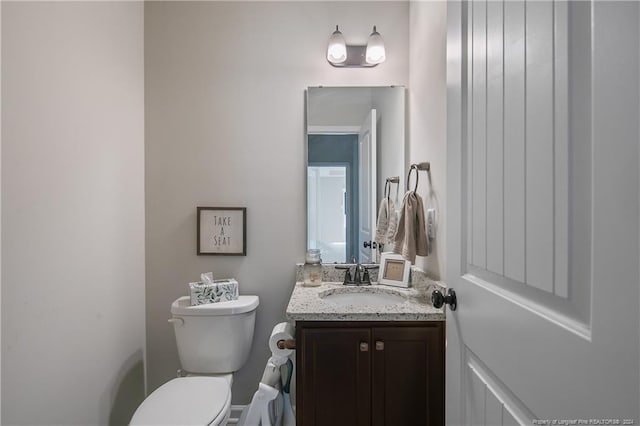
[
  {"x1": 378, "y1": 252, "x2": 410, "y2": 287},
  {"x1": 197, "y1": 207, "x2": 247, "y2": 255}
]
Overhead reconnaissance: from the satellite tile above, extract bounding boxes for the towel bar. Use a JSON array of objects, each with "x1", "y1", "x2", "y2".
[
  {"x1": 384, "y1": 176, "x2": 400, "y2": 199},
  {"x1": 406, "y1": 162, "x2": 431, "y2": 192}
]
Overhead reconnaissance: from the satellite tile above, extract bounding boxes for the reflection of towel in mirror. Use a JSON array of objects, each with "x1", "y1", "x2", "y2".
[
  {"x1": 393, "y1": 191, "x2": 428, "y2": 263},
  {"x1": 375, "y1": 198, "x2": 398, "y2": 248}
]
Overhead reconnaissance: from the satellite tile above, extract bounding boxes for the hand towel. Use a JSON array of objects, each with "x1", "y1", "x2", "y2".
[
  {"x1": 375, "y1": 198, "x2": 390, "y2": 245},
  {"x1": 375, "y1": 198, "x2": 399, "y2": 249},
  {"x1": 385, "y1": 199, "x2": 398, "y2": 244},
  {"x1": 393, "y1": 191, "x2": 428, "y2": 263}
]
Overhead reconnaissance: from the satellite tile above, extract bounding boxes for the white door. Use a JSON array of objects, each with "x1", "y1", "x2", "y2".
[
  {"x1": 359, "y1": 109, "x2": 377, "y2": 263},
  {"x1": 446, "y1": 1, "x2": 640, "y2": 424}
]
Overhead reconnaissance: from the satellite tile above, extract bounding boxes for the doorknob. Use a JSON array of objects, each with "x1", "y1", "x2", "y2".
[
  {"x1": 363, "y1": 241, "x2": 378, "y2": 249},
  {"x1": 432, "y1": 288, "x2": 457, "y2": 311}
]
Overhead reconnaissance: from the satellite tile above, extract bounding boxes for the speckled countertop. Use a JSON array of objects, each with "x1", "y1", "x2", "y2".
[{"x1": 286, "y1": 265, "x2": 446, "y2": 321}]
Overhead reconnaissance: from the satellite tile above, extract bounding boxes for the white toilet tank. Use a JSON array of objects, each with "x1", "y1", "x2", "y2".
[{"x1": 170, "y1": 295, "x2": 259, "y2": 374}]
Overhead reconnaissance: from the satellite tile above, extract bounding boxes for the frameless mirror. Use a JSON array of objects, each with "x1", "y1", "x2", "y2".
[{"x1": 306, "y1": 86, "x2": 406, "y2": 264}]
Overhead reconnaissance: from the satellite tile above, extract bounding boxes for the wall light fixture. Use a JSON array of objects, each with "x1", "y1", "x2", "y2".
[
  {"x1": 327, "y1": 25, "x2": 347, "y2": 64},
  {"x1": 327, "y1": 25, "x2": 386, "y2": 68}
]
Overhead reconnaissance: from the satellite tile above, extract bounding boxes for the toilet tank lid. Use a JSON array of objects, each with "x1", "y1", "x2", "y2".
[
  {"x1": 130, "y1": 377, "x2": 230, "y2": 426},
  {"x1": 171, "y1": 295, "x2": 259, "y2": 316}
]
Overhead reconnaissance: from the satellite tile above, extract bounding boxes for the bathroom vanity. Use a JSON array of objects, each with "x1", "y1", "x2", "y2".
[{"x1": 286, "y1": 269, "x2": 445, "y2": 426}]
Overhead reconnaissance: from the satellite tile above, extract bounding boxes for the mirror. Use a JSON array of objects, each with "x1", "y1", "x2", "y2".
[{"x1": 306, "y1": 86, "x2": 406, "y2": 264}]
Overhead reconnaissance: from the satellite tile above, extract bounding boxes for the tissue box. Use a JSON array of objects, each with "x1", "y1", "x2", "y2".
[{"x1": 189, "y1": 279, "x2": 239, "y2": 306}]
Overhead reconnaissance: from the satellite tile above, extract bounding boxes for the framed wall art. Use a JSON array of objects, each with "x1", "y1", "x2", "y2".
[
  {"x1": 197, "y1": 207, "x2": 246, "y2": 256},
  {"x1": 378, "y1": 252, "x2": 411, "y2": 287}
]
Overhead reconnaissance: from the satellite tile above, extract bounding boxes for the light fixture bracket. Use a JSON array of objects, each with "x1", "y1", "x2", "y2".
[{"x1": 328, "y1": 45, "x2": 378, "y2": 68}]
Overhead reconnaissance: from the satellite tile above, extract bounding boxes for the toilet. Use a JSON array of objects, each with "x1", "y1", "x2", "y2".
[{"x1": 130, "y1": 294, "x2": 260, "y2": 426}]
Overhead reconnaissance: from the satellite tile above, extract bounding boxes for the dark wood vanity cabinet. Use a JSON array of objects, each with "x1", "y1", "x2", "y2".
[{"x1": 296, "y1": 321, "x2": 445, "y2": 426}]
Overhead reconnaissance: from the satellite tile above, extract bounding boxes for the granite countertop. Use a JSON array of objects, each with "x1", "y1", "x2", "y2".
[{"x1": 286, "y1": 265, "x2": 446, "y2": 321}]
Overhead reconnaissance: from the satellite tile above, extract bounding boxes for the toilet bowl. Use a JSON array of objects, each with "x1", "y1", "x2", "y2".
[
  {"x1": 131, "y1": 376, "x2": 231, "y2": 425},
  {"x1": 130, "y1": 295, "x2": 259, "y2": 426}
]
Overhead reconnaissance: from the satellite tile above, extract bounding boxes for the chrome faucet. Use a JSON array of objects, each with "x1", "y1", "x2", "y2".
[
  {"x1": 353, "y1": 264, "x2": 363, "y2": 284},
  {"x1": 336, "y1": 264, "x2": 379, "y2": 286}
]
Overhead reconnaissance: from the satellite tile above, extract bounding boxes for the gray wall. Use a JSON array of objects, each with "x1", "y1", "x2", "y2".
[
  {"x1": 409, "y1": 1, "x2": 447, "y2": 280},
  {"x1": 145, "y1": 1, "x2": 409, "y2": 403},
  {"x1": 1, "y1": 1, "x2": 4, "y2": 418},
  {"x1": 373, "y1": 88, "x2": 406, "y2": 208},
  {"x1": 1, "y1": 2, "x2": 145, "y2": 425},
  {"x1": 307, "y1": 87, "x2": 373, "y2": 127}
]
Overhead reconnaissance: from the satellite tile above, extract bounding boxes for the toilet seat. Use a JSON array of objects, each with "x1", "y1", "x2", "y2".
[{"x1": 130, "y1": 377, "x2": 231, "y2": 426}]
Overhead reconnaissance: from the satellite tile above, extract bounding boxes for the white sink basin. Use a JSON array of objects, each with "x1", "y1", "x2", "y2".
[{"x1": 319, "y1": 288, "x2": 406, "y2": 307}]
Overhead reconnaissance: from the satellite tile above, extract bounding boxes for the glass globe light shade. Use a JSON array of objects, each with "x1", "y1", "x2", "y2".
[
  {"x1": 327, "y1": 25, "x2": 347, "y2": 64},
  {"x1": 365, "y1": 26, "x2": 386, "y2": 65}
]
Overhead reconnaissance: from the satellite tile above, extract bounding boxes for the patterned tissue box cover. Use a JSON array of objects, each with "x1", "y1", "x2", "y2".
[{"x1": 189, "y1": 279, "x2": 239, "y2": 306}]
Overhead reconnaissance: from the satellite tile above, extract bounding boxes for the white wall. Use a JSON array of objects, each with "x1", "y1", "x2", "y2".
[
  {"x1": 409, "y1": 1, "x2": 447, "y2": 280},
  {"x1": 0, "y1": 1, "x2": 3, "y2": 419},
  {"x1": 373, "y1": 87, "x2": 406, "y2": 206},
  {"x1": 145, "y1": 1, "x2": 409, "y2": 403},
  {"x1": 307, "y1": 87, "x2": 373, "y2": 127},
  {"x1": 1, "y1": 2, "x2": 145, "y2": 424}
]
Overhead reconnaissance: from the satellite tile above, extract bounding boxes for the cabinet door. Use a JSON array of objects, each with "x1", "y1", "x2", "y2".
[
  {"x1": 299, "y1": 327, "x2": 371, "y2": 426},
  {"x1": 372, "y1": 324, "x2": 445, "y2": 426}
]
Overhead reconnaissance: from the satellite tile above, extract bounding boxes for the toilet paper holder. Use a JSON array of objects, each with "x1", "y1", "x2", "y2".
[{"x1": 276, "y1": 339, "x2": 296, "y2": 350}]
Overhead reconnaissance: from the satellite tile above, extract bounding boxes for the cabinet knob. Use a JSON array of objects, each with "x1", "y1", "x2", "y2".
[
  {"x1": 375, "y1": 341, "x2": 384, "y2": 351},
  {"x1": 359, "y1": 342, "x2": 369, "y2": 352}
]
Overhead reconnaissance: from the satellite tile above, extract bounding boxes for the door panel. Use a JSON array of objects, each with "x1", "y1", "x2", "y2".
[
  {"x1": 468, "y1": 364, "x2": 522, "y2": 426},
  {"x1": 471, "y1": 0, "x2": 487, "y2": 269},
  {"x1": 447, "y1": 0, "x2": 639, "y2": 423},
  {"x1": 466, "y1": 0, "x2": 587, "y2": 327},
  {"x1": 486, "y1": 0, "x2": 504, "y2": 276},
  {"x1": 465, "y1": 349, "x2": 536, "y2": 425},
  {"x1": 469, "y1": 0, "x2": 574, "y2": 302},
  {"x1": 524, "y1": 0, "x2": 555, "y2": 293},
  {"x1": 502, "y1": 0, "x2": 526, "y2": 283},
  {"x1": 359, "y1": 109, "x2": 377, "y2": 262}
]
